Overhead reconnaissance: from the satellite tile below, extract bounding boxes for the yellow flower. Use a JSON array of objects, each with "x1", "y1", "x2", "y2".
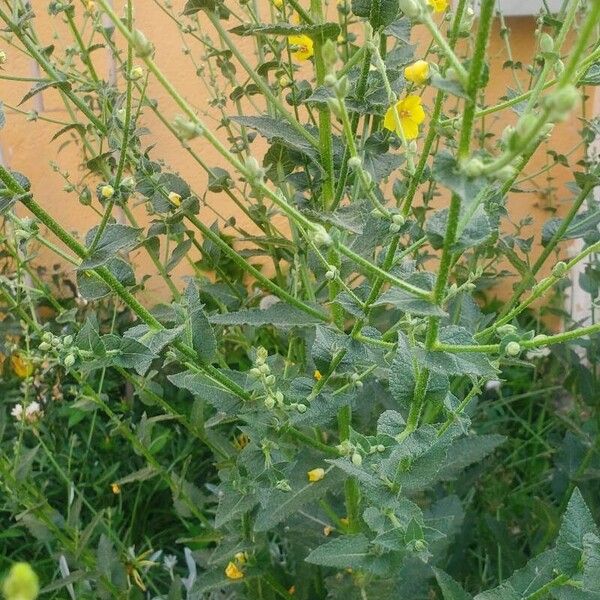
[
  {"x1": 111, "y1": 483, "x2": 121, "y2": 495},
  {"x1": 2, "y1": 562, "x2": 39, "y2": 600},
  {"x1": 307, "y1": 467, "x2": 325, "y2": 483},
  {"x1": 234, "y1": 552, "x2": 248, "y2": 564},
  {"x1": 428, "y1": 0, "x2": 448, "y2": 12},
  {"x1": 272, "y1": 0, "x2": 283, "y2": 7},
  {"x1": 340, "y1": 517, "x2": 349, "y2": 526},
  {"x1": 225, "y1": 561, "x2": 244, "y2": 580},
  {"x1": 101, "y1": 184, "x2": 114, "y2": 199},
  {"x1": 168, "y1": 191, "x2": 182, "y2": 207},
  {"x1": 233, "y1": 432, "x2": 250, "y2": 450},
  {"x1": 313, "y1": 369, "x2": 322, "y2": 381},
  {"x1": 288, "y1": 35, "x2": 314, "y2": 61},
  {"x1": 323, "y1": 525, "x2": 334, "y2": 536},
  {"x1": 383, "y1": 95, "x2": 425, "y2": 140},
  {"x1": 404, "y1": 60, "x2": 430, "y2": 86},
  {"x1": 11, "y1": 353, "x2": 33, "y2": 378}
]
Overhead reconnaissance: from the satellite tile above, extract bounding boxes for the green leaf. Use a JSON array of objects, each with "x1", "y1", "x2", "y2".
[
  {"x1": 542, "y1": 209, "x2": 600, "y2": 244},
  {"x1": 306, "y1": 534, "x2": 372, "y2": 568},
  {"x1": 583, "y1": 533, "x2": 600, "y2": 593},
  {"x1": 426, "y1": 326, "x2": 497, "y2": 378},
  {"x1": 168, "y1": 370, "x2": 243, "y2": 413},
  {"x1": 432, "y1": 151, "x2": 487, "y2": 205},
  {"x1": 80, "y1": 224, "x2": 141, "y2": 270},
  {"x1": 77, "y1": 257, "x2": 135, "y2": 300},
  {"x1": 229, "y1": 22, "x2": 341, "y2": 41},
  {"x1": 580, "y1": 63, "x2": 600, "y2": 86},
  {"x1": 75, "y1": 318, "x2": 106, "y2": 356},
  {"x1": 351, "y1": 0, "x2": 399, "y2": 29},
  {"x1": 19, "y1": 79, "x2": 71, "y2": 106},
  {"x1": 434, "y1": 569, "x2": 474, "y2": 600},
  {"x1": 184, "y1": 281, "x2": 217, "y2": 363},
  {"x1": 438, "y1": 434, "x2": 505, "y2": 481},
  {"x1": 182, "y1": 0, "x2": 229, "y2": 18},
  {"x1": 254, "y1": 464, "x2": 346, "y2": 531},
  {"x1": 103, "y1": 334, "x2": 157, "y2": 375},
  {"x1": 124, "y1": 324, "x2": 184, "y2": 354},
  {"x1": 475, "y1": 550, "x2": 557, "y2": 600},
  {"x1": 215, "y1": 483, "x2": 259, "y2": 527},
  {"x1": 231, "y1": 115, "x2": 319, "y2": 164},
  {"x1": 555, "y1": 488, "x2": 600, "y2": 575},
  {"x1": 209, "y1": 302, "x2": 323, "y2": 327}
]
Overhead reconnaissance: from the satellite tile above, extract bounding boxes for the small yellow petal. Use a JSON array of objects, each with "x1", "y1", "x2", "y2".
[
  {"x1": 234, "y1": 551, "x2": 248, "y2": 564},
  {"x1": 2, "y1": 563, "x2": 39, "y2": 600},
  {"x1": 11, "y1": 354, "x2": 33, "y2": 378},
  {"x1": 168, "y1": 191, "x2": 182, "y2": 207},
  {"x1": 313, "y1": 369, "x2": 322, "y2": 381},
  {"x1": 307, "y1": 467, "x2": 325, "y2": 482},
  {"x1": 323, "y1": 525, "x2": 334, "y2": 536},
  {"x1": 428, "y1": 0, "x2": 448, "y2": 12},
  {"x1": 225, "y1": 561, "x2": 244, "y2": 580},
  {"x1": 111, "y1": 483, "x2": 121, "y2": 495},
  {"x1": 401, "y1": 117, "x2": 419, "y2": 140}
]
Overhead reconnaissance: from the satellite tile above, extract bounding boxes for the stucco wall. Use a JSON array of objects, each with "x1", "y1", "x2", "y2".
[{"x1": 0, "y1": 4, "x2": 585, "y2": 304}]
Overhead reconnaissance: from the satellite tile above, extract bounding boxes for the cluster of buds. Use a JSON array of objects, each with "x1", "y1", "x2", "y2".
[
  {"x1": 248, "y1": 347, "x2": 304, "y2": 412},
  {"x1": 309, "y1": 224, "x2": 333, "y2": 248},
  {"x1": 496, "y1": 324, "x2": 522, "y2": 358},
  {"x1": 389, "y1": 213, "x2": 405, "y2": 234},
  {"x1": 129, "y1": 65, "x2": 144, "y2": 81},
  {"x1": 39, "y1": 332, "x2": 78, "y2": 369},
  {"x1": 336, "y1": 438, "x2": 385, "y2": 466}
]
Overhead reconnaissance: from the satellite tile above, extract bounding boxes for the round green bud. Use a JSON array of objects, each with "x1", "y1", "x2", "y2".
[
  {"x1": 38, "y1": 342, "x2": 51, "y2": 351},
  {"x1": 497, "y1": 324, "x2": 517, "y2": 336},
  {"x1": 552, "y1": 261, "x2": 567, "y2": 278},
  {"x1": 63, "y1": 335, "x2": 73, "y2": 346},
  {"x1": 259, "y1": 363, "x2": 270, "y2": 375},
  {"x1": 348, "y1": 156, "x2": 362, "y2": 170},
  {"x1": 539, "y1": 32, "x2": 554, "y2": 53},
  {"x1": 264, "y1": 396, "x2": 276, "y2": 409},
  {"x1": 398, "y1": 0, "x2": 421, "y2": 18},
  {"x1": 64, "y1": 354, "x2": 76, "y2": 368},
  {"x1": 376, "y1": 444, "x2": 385, "y2": 452},
  {"x1": 463, "y1": 158, "x2": 484, "y2": 178},
  {"x1": 265, "y1": 374, "x2": 276, "y2": 386},
  {"x1": 297, "y1": 403, "x2": 307, "y2": 413},
  {"x1": 249, "y1": 367, "x2": 261, "y2": 379},
  {"x1": 351, "y1": 452, "x2": 363, "y2": 466},
  {"x1": 392, "y1": 214, "x2": 405, "y2": 226},
  {"x1": 132, "y1": 29, "x2": 154, "y2": 58},
  {"x1": 506, "y1": 341, "x2": 521, "y2": 357},
  {"x1": 414, "y1": 539, "x2": 427, "y2": 552}
]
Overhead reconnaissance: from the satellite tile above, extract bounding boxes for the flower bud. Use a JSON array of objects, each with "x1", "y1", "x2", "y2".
[
  {"x1": 497, "y1": 324, "x2": 517, "y2": 336},
  {"x1": 265, "y1": 374, "x2": 276, "y2": 386},
  {"x1": 275, "y1": 479, "x2": 292, "y2": 492},
  {"x1": 264, "y1": 395, "x2": 276, "y2": 409},
  {"x1": 351, "y1": 452, "x2": 362, "y2": 466},
  {"x1": 129, "y1": 65, "x2": 144, "y2": 80},
  {"x1": 101, "y1": 184, "x2": 114, "y2": 199},
  {"x1": 552, "y1": 261, "x2": 567, "y2": 278},
  {"x1": 172, "y1": 114, "x2": 203, "y2": 140},
  {"x1": 168, "y1": 191, "x2": 182, "y2": 207},
  {"x1": 376, "y1": 444, "x2": 385, "y2": 452},
  {"x1": 0, "y1": 50, "x2": 7, "y2": 65},
  {"x1": 544, "y1": 85, "x2": 579, "y2": 121},
  {"x1": 310, "y1": 224, "x2": 332, "y2": 248},
  {"x1": 132, "y1": 29, "x2": 154, "y2": 58},
  {"x1": 392, "y1": 214, "x2": 405, "y2": 226},
  {"x1": 297, "y1": 403, "x2": 307, "y2": 413},
  {"x1": 539, "y1": 32, "x2": 554, "y2": 54},
  {"x1": 463, "y1": 158, "x2": 484, "y2": 178},
  {"x1": 63, "y1": 335, "x2": 73, "y2": 346},
  {"x1": 324, "y1": 73, "x2": 338, "y2": 88},
  {"x1": 348, "y1": 156, "x2": 362, "y2": 170},
  {"x1": 398, "y1": 0, "x2": 422, "y2": 18},
  {"x1": 506, "y1": 341, "x2": 521, "y2": 357},
  {"x1": 244, "y1": 156, "x2": 266, "y2": 181},
  {"x1": 64, "y1": 354, "x2": 76, "y2": 368}
]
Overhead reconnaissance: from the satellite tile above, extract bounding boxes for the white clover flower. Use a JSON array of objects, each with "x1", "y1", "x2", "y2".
[
  {"x1": 11, "y1": 404, "x2": 24, "y2": 422},
  {"x1": 25, "y1": 401, "x2": 43, "y2": 423}
]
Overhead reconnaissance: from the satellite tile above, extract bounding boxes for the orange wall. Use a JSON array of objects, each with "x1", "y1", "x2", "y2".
[{"x1": 0, "y1": 5, "x2": 585, "y2": 304}]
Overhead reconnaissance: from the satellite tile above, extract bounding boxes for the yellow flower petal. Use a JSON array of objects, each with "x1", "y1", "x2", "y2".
[
  {"x1": 428, "y1": 0, "x2": 448, "y2": 12},
  {"x1": 313, "y1": 369, "x2": 322, "y2": 381},
  {"x1": 307, "y1": 467, "x2": 325, "y2": 482},
  {"x1": 225, "y1": 561, "x2": 244, "y2": 580},
  {"x1": 404, "y1": 60, "x2": 430, "y2": 86},
  {"x1": 2, "y1": 563, "x2": 39, "y2": 600},
  {"x1": 400, "y1": 117, "x2": 419, "y2": 140},
  {"x1": 288, "y1": 34, "x2": 314, "y2": 61},
  {"x1": 11, "y1": 353, "x2": 33, "y2": 378}
]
